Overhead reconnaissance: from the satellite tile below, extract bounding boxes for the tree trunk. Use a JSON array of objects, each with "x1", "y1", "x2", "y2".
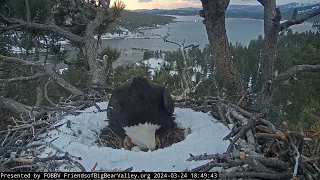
[
  {"x1": 258, "y1": 0, "x2": 279, "y2": 105},
  {"x1": 200, "y1": 0, "x2": 245, "y2": 102},
  {"x1": 33, "y1": 36, "x2": 40, "y2": 62},
  {"x1": 83, "y1": 37, "x2": 108, "y2": 85},
  {"x1": 83, "y1": 8, "x2": 110, "y2": 86},
  {"x1": 35, "y1": 77, "x2": 44, "y2": 107},
  {"x1": 180, "y1": 46, "x2": 190, "y2": 92}
]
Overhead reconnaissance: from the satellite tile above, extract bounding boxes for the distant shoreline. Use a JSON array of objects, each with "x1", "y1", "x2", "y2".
[{"x1": 102, "y1": 15, "x2": 315, "y2": 41}]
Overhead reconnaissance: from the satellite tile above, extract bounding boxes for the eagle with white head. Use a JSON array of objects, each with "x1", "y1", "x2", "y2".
[{"x1": 107, "y1": 77, "x2": 175, "y2": 151}]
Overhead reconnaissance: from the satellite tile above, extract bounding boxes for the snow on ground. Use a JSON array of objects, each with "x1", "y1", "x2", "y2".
[
  {"x1": 10, "y1": 39, "x2": 69, "y2": 54},
  {"x1": 193, "y1": 65, "x2": 203, "y2": 73},
  {"x1": 170, "y1": 70, "x2": 178, "y2": 76},
  {"x1": 58, "y1": 68, "x2": 68, "y2": 74},
  {"x1": 99, "y1": 27, "x2": 163, "y2": 40},
  {"x1": 192, "y1": 75, "x2": 197, "y2": 82},
  {"x1": 11, "y1": 46, "x2": 26, "y2": 54},
  {"x1": 141, "y1": 58, "x2": 170, "y2": 76},
  {"x1": 38, "y1": 101, "x2": 230, "y2": 172}
]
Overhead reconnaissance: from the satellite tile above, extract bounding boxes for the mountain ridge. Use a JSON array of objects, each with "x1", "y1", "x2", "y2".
[{"x1": 131, "y1": 3, "x2": 320, "y2": 22}]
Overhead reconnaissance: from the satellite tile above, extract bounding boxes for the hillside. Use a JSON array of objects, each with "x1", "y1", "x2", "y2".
[
  {"x1": 116, "y1": 10, "x2": 175, "y2": 31},
  {"x1": 133, "y1": 3, "x2": 320, "y2": 23}
]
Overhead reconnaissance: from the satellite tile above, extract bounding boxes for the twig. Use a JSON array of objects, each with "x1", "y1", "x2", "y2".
[
  {"x1": 187, "y1": 153, "x2": 227, "y2": 161},
  {"x1": 44, "y1": 78, "x2": 57, "y2": 107},
  {"x1": 188, "y1": 160, "x2": 228, "y2": 172},
  {"x1": 226, "y1": 122, "x2": 253, "y2": 162},
  {"x1": 291, "y1": 143, "x2": 300, "y2": 177},
  {"x1": 0, "y1": 73, "x2": 44, "y2": 83},
  {"x1": 220, "y1": 171, "x2": 292, "y2": 179},
  {"x1": 1, "y1": 131, "x2": 11, "y2": 147}
]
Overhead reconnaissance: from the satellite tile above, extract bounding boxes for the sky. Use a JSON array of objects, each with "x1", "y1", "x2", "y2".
[{"x1": 111, "y1": 0, "x2": 319, "y2": 10}]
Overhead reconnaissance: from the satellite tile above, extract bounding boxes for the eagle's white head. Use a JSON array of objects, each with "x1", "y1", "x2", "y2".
[{"x1": 123, "y1": 122, "x2": 160, "y2": 151}]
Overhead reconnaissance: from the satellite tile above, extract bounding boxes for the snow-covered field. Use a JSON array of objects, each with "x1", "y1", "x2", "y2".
[
  {"x1": 99, "y1": 27, "x2": 163, "y2": 40},
  {"x1": 37, "y1": 101, "x2": 230, "y2": 172},
  {"x1": 140, "y1": 58, "x2": 212, "y2": 82},
  {"x1": 141, "y1": 58, "x2": 171, "y2": 76}
]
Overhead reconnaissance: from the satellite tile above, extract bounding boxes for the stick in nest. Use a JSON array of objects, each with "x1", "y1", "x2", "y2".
[
  {"x1": 161, "y1": 128, "x2": 185, "y2": 148},
  {"x1": 98, "y1": 126, "x2": 123, "y2": 149}
]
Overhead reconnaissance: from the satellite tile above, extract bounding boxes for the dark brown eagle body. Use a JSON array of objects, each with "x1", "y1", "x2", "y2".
[{"x1": 107, "y1": 77, "x2": 176, "y2": 150}]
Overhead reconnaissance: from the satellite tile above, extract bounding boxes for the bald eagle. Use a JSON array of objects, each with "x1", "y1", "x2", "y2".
[{"x1": 107, "y1": 77, "x2": 176, "y2": 151}]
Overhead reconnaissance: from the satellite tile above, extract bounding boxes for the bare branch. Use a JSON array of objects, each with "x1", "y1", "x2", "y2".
[
  {"x1": 274, "y1": 64, "x2": 320, "y2": 85},
  {"x1": 0, "y1": 13, "x2": 15, "y2": 24},
  {"x1": 0, "y1": 97, "x2": 31, "y2": 115},
  {"x1": 44, "y1": 79, "x2": 57, "y2": 107},
  {"x1": 0, "y1": 24, "x2": 22, "y2": 34},
  {"x1": 280, "y1": 7, "x2": 320, "y2": 32},
  {"x1": 220, "y1": 171, "x2": 292, "y2": 179},
  {"x1": 163, "y1": 38, "x2": 181, "y2": 47},
  {"x1": 0, "y1": 73, "x2": 44, "y2": 83},
  {"x1": 184, "y1": 44, "x2": 199, "y2": 49},
  {"x1": 0, "y1": 54, "x2": 83, "y2": 96},
  {"x1": 257, "y1": 0, "x2": 268, "y2": 6},
  {"x1": 24, "y1": 0, "x2": 31, "y2": 22},
  {"x1": 0, "y1": 54, "x2": 41, "y2": 67},
  {"x1": 35, "y1": 84, "x2": 43, "y2": 107},
  {"x1": 43, "y1": 66, "x2": 83, "y2": 96}
]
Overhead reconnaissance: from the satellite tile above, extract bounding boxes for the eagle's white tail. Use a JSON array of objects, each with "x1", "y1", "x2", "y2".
[{"x1": 124, "y1": 122, "x2": 160, "y2": 151}]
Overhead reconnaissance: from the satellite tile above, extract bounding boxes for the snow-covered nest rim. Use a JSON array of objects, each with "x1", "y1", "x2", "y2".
[
  {"x1": 99, "y1": 125, "x2": 186, "y2": 151},
  {"x1": 38, "y1": 101, "x2": 230, "y2": 172}
]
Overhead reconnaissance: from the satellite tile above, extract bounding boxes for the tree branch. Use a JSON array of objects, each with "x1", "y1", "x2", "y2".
[
  {"x1": 24, "y1": 0, "x2": 31, "y2": 22},
  {"x1": 84, "y1": 3, "x2": 109, "y2": 37},
  {"x1": 99, "y1": 0, "x2": 110, "y2": 9},
  {"x1": 0, "y1": 54, "x2": 41, "y2": 67},
  {"x1": 184, "y1": 44, "x2": 199, "y2": 49},
  {"x1": 0, "y1": 24, "x2": 22, "y2": 34},
  {"x1": 0, "y1": 54, "x2": 83, "y2": 96},
  {"x1": 0, "y1": 14, "x2": 85, "y2": 44},
  {"x1": 42, "y1": 66, "x2": 83, "y2": 96},
  {"x1": 274, "y1": 64, "x2": 320, "y2": 85},
  {"x1": 44, "y1": 78, "x2": 57, "y2": 107},
  {"x1": 0, "y1": 97, "x2": 31, "y2": 115},
  {"x1": 257, "y1": 0, "x2": 268, "y2": 6},
  {"x1": 280, "y1": 7, "x2": 320, "y2": 32},
  {"x1": 163, "y1": 38, "x2": 182, "y2": 47},
  {"x1": 35, "y1": 83, "x2": 43, "y2": 107},
  {"x1": 0, "y1": 73, "x2": 44, "y2": 83}
]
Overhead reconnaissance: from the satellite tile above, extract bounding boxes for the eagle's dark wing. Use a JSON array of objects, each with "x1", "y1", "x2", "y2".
[
  {"x1": 107, "y1": 82, "x2": 131, "y2": 119},
  {"x1": 162, "y1": 89, "x2": 174, "y2": 115},
  {"x1": 107, "y1": 93, "x2": 121, "y2": 118}
]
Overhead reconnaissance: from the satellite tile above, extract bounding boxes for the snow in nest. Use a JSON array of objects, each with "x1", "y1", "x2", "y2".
[{"x1": 37, "y1": 101, "x2": 230, "y2": 172}]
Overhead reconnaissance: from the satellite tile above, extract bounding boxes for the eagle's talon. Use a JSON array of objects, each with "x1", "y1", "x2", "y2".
[
  {"x1": 124, "y1": 136, "x2": 133, "y2": 150},
  {"x1": 156, "y1": 135, "x2": 161, "y2": 149}
]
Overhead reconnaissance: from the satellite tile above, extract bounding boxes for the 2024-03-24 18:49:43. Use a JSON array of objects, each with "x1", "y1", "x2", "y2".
[{"x1": 153, "y1": 172, "x2": 219, "y2": 179}]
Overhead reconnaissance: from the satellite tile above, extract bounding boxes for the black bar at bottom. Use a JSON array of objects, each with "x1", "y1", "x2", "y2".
[{"x1": 0, "y1": 172, "x2": 220, "y2": 179}]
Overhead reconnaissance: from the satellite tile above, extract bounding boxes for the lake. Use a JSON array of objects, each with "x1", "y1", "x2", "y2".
[
  {"x1": 98, "y1": 15, "x2": 317, "y2": 67},
  {"x1": 101, "y1": 15, "x2": 317, "y2": 52},
  {"x1": 62, "y1": 15, "x2": 317, "y2": 69}
]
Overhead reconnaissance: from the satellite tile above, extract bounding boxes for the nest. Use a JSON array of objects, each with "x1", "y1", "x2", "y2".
[
  {"x1": 98, "y1": 126, "x2": 186, "y2": 150},
  {"x1": 98, "y1": 127, "x2": 123, "y2": 149},
  {"x1": 161, "y1": 128, "x2": 186, "y2": 148}
]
